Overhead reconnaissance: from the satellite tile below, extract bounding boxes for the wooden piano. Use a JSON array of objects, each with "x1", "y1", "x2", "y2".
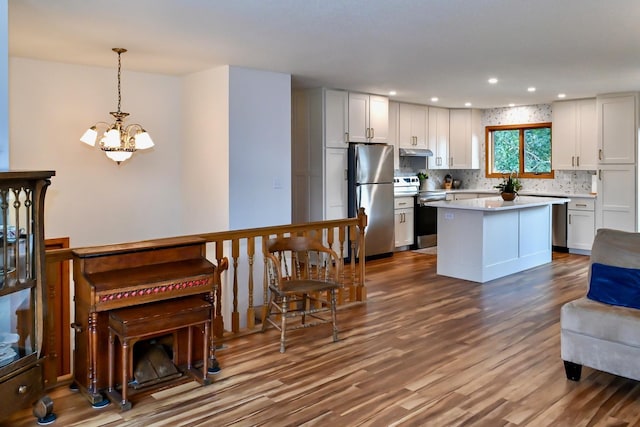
[{"x1": 71, "y1": 236, "x2": 217, "y2": 406}]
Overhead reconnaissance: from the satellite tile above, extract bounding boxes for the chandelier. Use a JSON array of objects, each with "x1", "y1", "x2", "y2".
[{"x1": 80, "y1": 48, "x2": 154, "y2": 164}]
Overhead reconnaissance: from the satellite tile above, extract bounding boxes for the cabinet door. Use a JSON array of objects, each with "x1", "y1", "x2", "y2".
[
  {"x1": 348, "y1": 92, "x2": 369, "y2": 143},
  {"x1": 449, "y1": 109, "x2": 479, "y2": 169},
  {"x1": 567, "y1": 209, "x2": 595, "y2": 251},
  {"x1": 597, "y1": 94, "x2": 637, "y2": 164},
  {"x1": 399, "y1": 104, "x2": 428, "y2": 148},
  {"x1": 552, "y1": 100, "x2": 577, "y2": 170},
  {"x1": 428, "y1": 107, "x2": 450, "y2": 169},
  {"x1": 576, "y1": 98, "x2": 597, "y2": 170},
  {"x1": 394, "y1": 207, "x2": 414, "y2": 247},
  {"x1": 324, "y1": 148, "x2": 348, "y2": 220},
  {"x1": 596, "y1": 164, "x2": 637, "y2": 232},
  {"x1": 325, "y1": 90, "x2": 349, "y2": 148},
  {"x1": 369, "y1": 95, "x2": 389, "y2": 143},
  {"x1": 394, "y1": 210, "x2": 404, "y2": 247},
  {"x1": 403, "y1": 207, "x2": 414, "y2": 246}
]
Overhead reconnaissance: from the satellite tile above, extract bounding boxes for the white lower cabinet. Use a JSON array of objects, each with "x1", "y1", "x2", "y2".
[
  {"x1": 394, "y1": 197, "x2": 414, "y2": 248},
  {"x1": 567, "y1": 199, "x2": 595, "y2": 251},
  {"x1": 596, "y1": 164, "x2": 637, "y2": 232}
]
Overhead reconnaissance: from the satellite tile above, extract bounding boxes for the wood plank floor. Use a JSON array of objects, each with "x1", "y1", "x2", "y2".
[{"x1": 5, "y1": 250, "x2": 640, "y2": 426}]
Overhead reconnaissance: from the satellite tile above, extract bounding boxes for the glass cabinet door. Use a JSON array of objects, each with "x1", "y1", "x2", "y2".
[
  {"x1": 0, "y1": 184, "x2": 38, "y2": 369},
  {"x1": 0, "y1": 171, "x2": 55, "y2": 424},
  {"x1": 0, "y1": 288, "x2": 34, "y2": 367}
]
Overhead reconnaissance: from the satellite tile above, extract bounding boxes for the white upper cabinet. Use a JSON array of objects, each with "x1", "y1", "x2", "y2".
[
  {"x1": 428, "y1": 107, "x2": 450, "y2": 169},
  {"x1": 552, "y1": 99, "x2": 597, "y2": 170},
  {"x1": 369, "y1": 95, "x2": 389, "y2": 143},
  {"x1": 597, "y1": 93, "x2": 638, "y2": 164},
  {"x1": 348, "y1": 92, "x2": 389, "y2": 143},
  {"x1": 449, "y1": 108, "x2": 481, "y2": 169},
  {"x1": 324, "y1": 90, "x2": 349, "y2": 148},
  {"x1": 389, "y1": 101, "x2": 400, "y2": 170},
  {"x1": 399, "y1": 103, "x2": 428, "y2": 148}
]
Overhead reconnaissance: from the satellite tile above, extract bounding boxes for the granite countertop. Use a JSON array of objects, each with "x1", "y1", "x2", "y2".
[
  {"x1": 425, "y1": 195, "x2": 571, "y2": 211},
  {"x1": 444, "y1": 189, "x2": 596, "y2": 199}
]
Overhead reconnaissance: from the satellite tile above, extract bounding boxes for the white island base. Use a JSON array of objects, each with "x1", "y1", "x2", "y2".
[{"x1": 431, "y1": 196, "x2": 569, "y2": 283}]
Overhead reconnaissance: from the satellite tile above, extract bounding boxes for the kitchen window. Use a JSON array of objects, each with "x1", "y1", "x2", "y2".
[{"x1": 485, "y1": 122, "x2": 554, "y2": 179}]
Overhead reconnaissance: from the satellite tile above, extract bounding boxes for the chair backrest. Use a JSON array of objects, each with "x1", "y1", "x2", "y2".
[
  {"x1": 591, "y1": 228, "x2": 640, "y2": 270},
  {"x1": 588, "y1": 228, "x2": 640, "y2": 289},
  {"x1": 265, "y1": 236, "x2": 341, "y2": 290}
]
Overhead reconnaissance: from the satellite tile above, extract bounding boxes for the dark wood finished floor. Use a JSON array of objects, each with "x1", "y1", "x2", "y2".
[{"x1": 4, "y1": 250, "x2": 640, "y2": 426}]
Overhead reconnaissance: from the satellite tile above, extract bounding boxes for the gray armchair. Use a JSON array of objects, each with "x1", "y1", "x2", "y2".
[{"x1": 561, "y1": 228, "x2": 640, "y2": 381}]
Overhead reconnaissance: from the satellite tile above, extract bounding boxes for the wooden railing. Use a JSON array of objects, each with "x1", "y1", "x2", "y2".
[{"x1": 45, "y1": 209, "x2": 368, "y2": 342}]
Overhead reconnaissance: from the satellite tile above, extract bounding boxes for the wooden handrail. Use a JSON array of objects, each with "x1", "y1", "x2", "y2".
[{"x1": 46, "y1": 209, "x2": 368, "y2": 342}]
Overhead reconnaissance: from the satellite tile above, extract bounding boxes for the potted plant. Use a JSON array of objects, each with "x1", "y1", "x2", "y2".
[
  {"x1": 495, "y1": 173, "x2": 522, "y2": 201},
  {"x1": 417, "y1": 172, "x2": 428, "y2": 191}
]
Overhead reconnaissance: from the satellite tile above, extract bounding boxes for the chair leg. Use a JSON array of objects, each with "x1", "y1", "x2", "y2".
[
  {"x1": 564, "y1": 360, "x2": 582, "y2": 381},
  {"x1": 301, "y1": 293, "x2": 307, "y2": 325},
  {"x1": 280, "y1": 295, "x2": 288, "y2": 353},
  {"x1": 330, "y1": 288, "x2": 338, "y2": 342},
  {"x1": 262, "y1": 290, "x2": 274, "y2": 332}
]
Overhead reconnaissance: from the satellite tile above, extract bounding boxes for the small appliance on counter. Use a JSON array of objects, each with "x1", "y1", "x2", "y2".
[{"x1": 444, "y1": 174, "x2": 453, "y2": 190}]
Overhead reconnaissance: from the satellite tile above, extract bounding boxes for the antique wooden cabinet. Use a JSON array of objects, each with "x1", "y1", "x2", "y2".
[
  {"x1": 71, "y1": 237, "x2": 217, "y2": 407},
  {"x1": 0, "y1": 171, "x2": 56, "y2": 424}
]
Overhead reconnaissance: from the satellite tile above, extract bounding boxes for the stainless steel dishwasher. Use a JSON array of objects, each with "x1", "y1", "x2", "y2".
[
  {"x1": 552, "y1": 201, "x2": 568, "y2": 251},
  {"x1": 527, "y1": 195, "x2": 568, "y2": 251}
]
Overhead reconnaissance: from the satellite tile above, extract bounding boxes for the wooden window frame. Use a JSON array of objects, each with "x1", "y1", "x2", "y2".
[{"x1": 485, "y1": 122, "x2": 554, "y2": 179}]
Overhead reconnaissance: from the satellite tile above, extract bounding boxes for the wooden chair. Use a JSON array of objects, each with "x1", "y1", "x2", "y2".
[{"x1": 262, "y1": 236, "x2": 342, "y2": 353}]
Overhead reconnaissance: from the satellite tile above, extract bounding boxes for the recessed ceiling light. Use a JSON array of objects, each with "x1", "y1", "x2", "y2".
[
  {"x1": 464, "y1": 102, "x2": 472, "y2": 107},
  {"x1": 389, "y1": 90, "x2": 397, "y2": 96},
  {"x1": 509, "y1": 103, "x2": 515, "y2": 107},
  {"x1": 527, "y1": 87, "x2": 536, "y2": 92},
  {"x1": 488, "y1": 78, "x2": 498, "y2": 84},
  {"x1": 558, "y1": 93, "x2": 566, "y2": 98},
  {"x1": 431, "y1": 97, "x2": 439, "y2": 102}
]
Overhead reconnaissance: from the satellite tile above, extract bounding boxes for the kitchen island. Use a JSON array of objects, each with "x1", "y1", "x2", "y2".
[{"x1": 426, "y1": 196, "x2": 570, "y2": 283}]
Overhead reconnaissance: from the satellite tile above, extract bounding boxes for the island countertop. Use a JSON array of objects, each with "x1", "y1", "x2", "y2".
[{"x1": 425, "y1": 195, "x2": 570, "y2": 211}]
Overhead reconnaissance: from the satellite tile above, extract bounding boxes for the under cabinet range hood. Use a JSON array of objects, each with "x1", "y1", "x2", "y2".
[{"x1": 399, "y1": 147, "x2": 434, "y2": 157}]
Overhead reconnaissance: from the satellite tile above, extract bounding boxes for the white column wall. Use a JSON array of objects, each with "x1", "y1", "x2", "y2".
[
  {"x1": 182, "y1": 66, "x2": 230, "y2": 234},
  {"x1": 228, "y1": 66, "x2": 291, "y2": 229}
]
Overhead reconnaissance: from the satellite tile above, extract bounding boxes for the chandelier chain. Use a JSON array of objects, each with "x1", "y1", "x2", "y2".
[{"x1": 117, "y1": 50, "x2": 122, "y2": 114}]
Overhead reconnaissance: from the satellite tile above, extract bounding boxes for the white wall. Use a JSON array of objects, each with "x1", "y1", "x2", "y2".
[
  {"x1": 182, "y1": 65, "x2": 292, "y2": 328},
  {"x1": 182, "y1": 66, "x2": 230, "y2": 234},
  {"x1": 10, "y1": 57, "x2": 292, "y2": 331},
  {"x1": 229, "y1": 66, "x2": 291, "y2": 229},
  {"x1": 9, "y1": 58, "x2": 184, "y2": 247},
  {"x1": 0, "y1": 0, "x2": 7, "y2": 169}
]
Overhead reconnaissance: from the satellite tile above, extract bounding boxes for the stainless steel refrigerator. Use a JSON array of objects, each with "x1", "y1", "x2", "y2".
[{"x1": 348, "y1": 143, "x2": 395, "y2": 258}]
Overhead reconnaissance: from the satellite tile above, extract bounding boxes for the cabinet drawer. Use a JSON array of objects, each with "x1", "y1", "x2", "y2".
[
  {"x1": 568, "y1": 199, "x2": 595, "y2": 211},
  {"x1": 394, "y1": 197, "x2": 413, "y2": 209},
  {"x1": 1, "y1": 365, "x2": 43, "y2": 414}
]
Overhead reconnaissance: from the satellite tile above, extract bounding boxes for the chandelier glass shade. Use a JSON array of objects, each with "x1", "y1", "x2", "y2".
[{"x1": 80, "y1": 48, "x2": 154, "y2": 164}]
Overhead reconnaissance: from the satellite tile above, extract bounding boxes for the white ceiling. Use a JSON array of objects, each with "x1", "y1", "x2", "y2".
[{"x1": 8, "y1": 0, "x2": 640, "y2": 108}]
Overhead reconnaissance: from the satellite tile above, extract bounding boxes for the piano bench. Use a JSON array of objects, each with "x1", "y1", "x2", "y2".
[{"x1": 106, "y1": 296, "x2": 212, "y2": 411}]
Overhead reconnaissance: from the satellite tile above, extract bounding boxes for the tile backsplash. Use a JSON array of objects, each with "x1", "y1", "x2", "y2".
[{"x1": 396, "y1": 103, "x2": 596, "y2": 195}]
